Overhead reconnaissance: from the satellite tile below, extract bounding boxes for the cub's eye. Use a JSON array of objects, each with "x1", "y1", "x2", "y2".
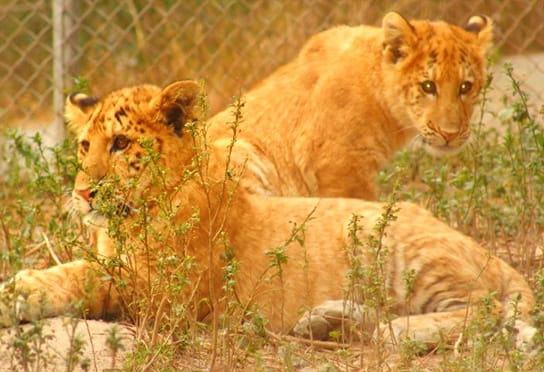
[
  {"x1": 420, "y1": 80, "x2": 437, "y2": 95},
  {"x1": 459, "y1": 81, "x2": 473, "y2": 95},
  {"x1": 80, "y1": 140, "x2": 90, "y2": 152},
  {"x1": 111, "y1": 135, "x2": 130, "y2": 152}
]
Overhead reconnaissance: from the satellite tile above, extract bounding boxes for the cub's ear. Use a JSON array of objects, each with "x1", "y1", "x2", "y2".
[
  {"x1": 382, "y1": 12, "x2": 416, "y2": 63},
  {"x1": 151, "y1": 80, "x2": 202, "y2": 136},
  {"x1": 64, "y1": 93, "x2": 99, "y2": 134},
  {"x1": 464, "y1": 15, "x2": 493, "y2": 52}
]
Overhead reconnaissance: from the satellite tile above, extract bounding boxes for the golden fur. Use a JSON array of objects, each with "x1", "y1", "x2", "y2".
[
  {"x1": 0, "y1": 81, "x2": 536, "y2": 348},
  {"x1": 208, "y1": 13, "x2": 493, "y2": 199}
]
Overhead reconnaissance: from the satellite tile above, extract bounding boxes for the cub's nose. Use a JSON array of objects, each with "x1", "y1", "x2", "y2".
[
  {"x1": 441, "y1": 130, "x2": 460, "y2": 143},
  {"x1": 74, "y1": 188, "x2": 95, "y2": 202}
]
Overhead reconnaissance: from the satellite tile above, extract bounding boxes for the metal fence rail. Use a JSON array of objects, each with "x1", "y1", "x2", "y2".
[{"x1": 1, "y1": 0, "x2": 543, "y2": 143}]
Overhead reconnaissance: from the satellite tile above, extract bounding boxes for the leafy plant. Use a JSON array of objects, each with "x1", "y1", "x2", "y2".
[{"x1": 0, "y1": 62, "x2": 543, "y2": 370}]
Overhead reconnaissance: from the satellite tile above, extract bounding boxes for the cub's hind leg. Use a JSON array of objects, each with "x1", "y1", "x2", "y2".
[
  {"x1": 291, "y1": 300, "x2": 472, "y2": 345},
  {"x1": 377, "y1": 308, "x2": 472, "y2": 348},
  {"x1": 0, "y1": 260, "x2": 119, "y2": 327},
  {"x1": 378, "y1": 306, "x2": 536, "y2": 350},
  {"x1": 293, "y1": 299, "x2": 537, "y2": 349}
]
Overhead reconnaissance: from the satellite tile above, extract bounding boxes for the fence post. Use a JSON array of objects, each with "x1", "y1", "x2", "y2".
[{"x1": 52, "y1": 0, "x2": 80, "y2": 142}]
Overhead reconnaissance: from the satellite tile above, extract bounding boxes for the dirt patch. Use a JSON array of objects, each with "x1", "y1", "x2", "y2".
[{"x1": 0, "y1": 318, "x2": 132, "y2": 371}]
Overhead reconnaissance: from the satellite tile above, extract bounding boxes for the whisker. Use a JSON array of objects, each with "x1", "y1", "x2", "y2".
[
  {"x1": 408, "y1": 134, "x2": 425, "y2": 150},
  {"x1": 62, "y1": 194, "x2": 80, "y2": 222},
  {"x1": 390, "y1": 124, "x2": 417, "y2": 135}
]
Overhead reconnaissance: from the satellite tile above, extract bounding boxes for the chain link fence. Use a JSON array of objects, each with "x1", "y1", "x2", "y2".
[{"x1": 1, "y1": 0, "x2": 543, "y2": 144}]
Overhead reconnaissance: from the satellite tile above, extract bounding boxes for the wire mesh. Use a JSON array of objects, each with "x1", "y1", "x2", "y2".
[{"x1": 1, "y1": 0, "x2": 543, "y2": 141}]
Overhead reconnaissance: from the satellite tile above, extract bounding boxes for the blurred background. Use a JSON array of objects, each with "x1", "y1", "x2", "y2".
[{"x1": 1, "y1": 0, "x2": 543, "y2": 144}]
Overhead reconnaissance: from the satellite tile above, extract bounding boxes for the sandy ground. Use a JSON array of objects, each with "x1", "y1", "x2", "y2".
[
  {"x1": 490, "y1": 53, "x2": 544, "y2": 103},
  {"x1": 0, "y1": 318, "x2": 132, "y2": 371}
]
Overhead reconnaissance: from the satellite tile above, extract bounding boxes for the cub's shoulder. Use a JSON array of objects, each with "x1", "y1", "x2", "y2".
[{"x1": 298, "y1": 24, "x2": 380, "y2": 61}]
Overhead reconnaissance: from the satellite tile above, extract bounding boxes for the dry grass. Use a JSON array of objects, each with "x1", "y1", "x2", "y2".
[
  {"x1": 0, "y1": 3, "x2": 543, "y2": 368},
  {"x1": 0, "y1": 64, "x2": 543, "y2": 370}
]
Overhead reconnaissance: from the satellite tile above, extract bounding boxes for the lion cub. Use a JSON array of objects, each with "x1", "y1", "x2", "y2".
[
  {"x1": 208, "y1": 12, "x2": 493, "y2": 199},
  {"x1": 0, "y1": 80, "x2": 536, "y2": 350}
]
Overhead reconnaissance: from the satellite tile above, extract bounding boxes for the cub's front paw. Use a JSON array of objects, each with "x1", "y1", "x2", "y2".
[
  {"x1": 0, "y1": 282, "x2": 25, "y2": 327},
  {"x1": 511, "y1": 320, "x2": 537, "y2": 350},
  {"x1": 292, "y1": 300, "x2": 373, "y2": 342}
]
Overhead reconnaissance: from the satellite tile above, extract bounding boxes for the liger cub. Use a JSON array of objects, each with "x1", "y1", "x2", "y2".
[
  {"x1": 208, "y1": 12, "x2": 493, "y2": 199},
  {"x1": 0, "y1": 81, "x2": 536, "y2": 349}
]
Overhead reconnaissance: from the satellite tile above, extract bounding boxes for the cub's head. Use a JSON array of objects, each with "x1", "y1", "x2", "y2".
[
  {"x1": 65, "y1": 80, "x2": 202, "y2": 226},
  {"x1": 381, "y1": 12, "x2": 493, "y2": 154}
]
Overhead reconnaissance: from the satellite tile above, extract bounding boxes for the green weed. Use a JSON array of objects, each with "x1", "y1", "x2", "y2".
[{"x1": 0, "y1": 63, "x2": 542, "y2": 370}]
